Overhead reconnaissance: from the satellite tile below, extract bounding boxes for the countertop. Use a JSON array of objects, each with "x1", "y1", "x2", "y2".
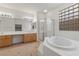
[
  {"x1": 43, "y1": 39, "x2": 79, "y2": 56},
  {"x1": 0, "y1": 31, "x2": 37, "y2": 36}
]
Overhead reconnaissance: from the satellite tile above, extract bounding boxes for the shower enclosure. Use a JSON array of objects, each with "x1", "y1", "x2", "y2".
[{"x1": 37, "y1": 11, "x2": 54, "y2": 41}]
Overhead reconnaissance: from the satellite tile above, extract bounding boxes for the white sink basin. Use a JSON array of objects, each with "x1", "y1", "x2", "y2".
[{"x1": 46, "y1": 36, "x2": 75, "y2": 50}]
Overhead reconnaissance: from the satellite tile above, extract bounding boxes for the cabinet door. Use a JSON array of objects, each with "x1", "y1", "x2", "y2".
[
  {"x1": 0, "y1": 37, "x2": 4, "y2": 47},
  {"x1": 0, "y1": 36, "x2": 12, "y2": 48},
  {"x1": 24, "y1": 34, "x2": 32, "y2": 42},
  {"x1": 24, "y1": 33, "x2": 37, "y2": 43},
  {"x1": 3, "y1": 36, "x2": 12, "y2": 46},
  {"x1": 31, "y1": 33, "x2": 37, "y2": 41},
  {"x1": 26, "y1": 34, "x2": 32, "y2": 42}
]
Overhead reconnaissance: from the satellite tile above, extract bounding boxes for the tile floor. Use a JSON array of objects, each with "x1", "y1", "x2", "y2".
[{"x1": 0, "y1": 42, "x2": 40, "y2": 56}]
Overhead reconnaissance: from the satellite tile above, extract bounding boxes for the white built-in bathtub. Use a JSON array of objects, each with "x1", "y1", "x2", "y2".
[
  {"x1": 45, "y1": 36, "x2": 75, "y2": 50},
  {"x1": 38, "y1": 36, "x2": 78, "y2": 56}
]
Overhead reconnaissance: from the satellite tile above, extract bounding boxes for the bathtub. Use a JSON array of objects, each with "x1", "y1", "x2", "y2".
[{"x1": 38, "y1": 36, "x2": 76, "y2": 56}]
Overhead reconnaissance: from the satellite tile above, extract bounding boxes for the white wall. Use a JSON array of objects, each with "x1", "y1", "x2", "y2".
[
  {"x1": 22, "y1": 20, "x2": 32, "y2": 32},
  {"x1": 51, "y1": 3, "x2": 79, "y2": 41}
]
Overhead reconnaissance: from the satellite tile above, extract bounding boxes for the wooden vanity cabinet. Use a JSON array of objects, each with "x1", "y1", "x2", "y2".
[
  {"x1": 0, "y1": 35, "x2": 12, "y2": 48},
  {"x1": 24, "y1": 33, "x2": 37, "y2": 43}
]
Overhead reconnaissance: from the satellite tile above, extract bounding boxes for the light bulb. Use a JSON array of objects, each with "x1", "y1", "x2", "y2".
[{"x1": 43, "y1": 9, "x2": 48, "y2": 13}]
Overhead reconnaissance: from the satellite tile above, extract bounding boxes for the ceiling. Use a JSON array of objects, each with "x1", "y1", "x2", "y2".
[
  {"x1": 0, "y1": 3, "x2": 73, "y2": 22},
  {"x1": 0, "y1": 3, "x2": 63, "y2": 13}
]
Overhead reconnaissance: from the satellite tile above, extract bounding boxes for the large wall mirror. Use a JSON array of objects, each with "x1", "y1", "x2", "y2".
[{"x1": 0, "y1": 17, "x2": 33, "y2": 32}]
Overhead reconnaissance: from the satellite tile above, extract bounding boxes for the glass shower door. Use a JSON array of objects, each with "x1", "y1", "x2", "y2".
[
  {"x1": 37, "y1": 12, "x2": 54, "y2": 41},
  {"x1": 37, "y1": 19, "x2": 45, "y2": 41}
]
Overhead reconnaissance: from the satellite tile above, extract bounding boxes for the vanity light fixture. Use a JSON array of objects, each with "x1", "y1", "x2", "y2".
[{"x1": 0, "y1": 12, "x2": 14, "y2": 18}]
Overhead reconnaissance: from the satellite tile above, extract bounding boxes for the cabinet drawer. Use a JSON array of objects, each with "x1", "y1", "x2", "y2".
[
  {"x1": 2, "y1": 36, "x2": 11, "y2": 39},
  {"x1": 0, "y1": 36, "x2": 11, "y2": 39}
]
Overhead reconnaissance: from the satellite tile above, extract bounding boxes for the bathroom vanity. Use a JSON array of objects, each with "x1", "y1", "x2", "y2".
[
  {"x1": 0, "y1": 16, "x2": 37, "y2": 48},
  {"x1": 0, "y1": 32, "x2": 37, "y2": 48}
]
